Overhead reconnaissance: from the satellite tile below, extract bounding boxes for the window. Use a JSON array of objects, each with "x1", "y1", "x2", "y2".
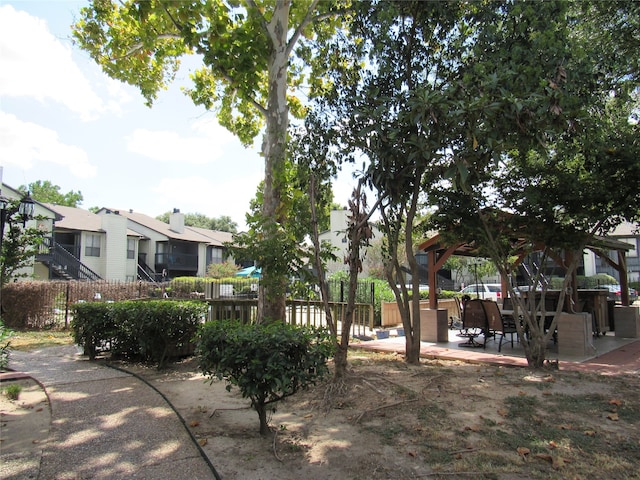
[
  {"x1": 85, "y1": 234, "x2": 101, "y2": 257},
  {"x1": 127, "y1": 238, "x2": 135, "y2": 259},
  {"x1": 210, "y1": 248, "x2": 223, "y2": 264}
]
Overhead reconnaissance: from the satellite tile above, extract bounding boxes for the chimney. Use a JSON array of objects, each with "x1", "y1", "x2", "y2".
[{"x1": 169, "y1": 208, "x2": 185, "y2": 234}]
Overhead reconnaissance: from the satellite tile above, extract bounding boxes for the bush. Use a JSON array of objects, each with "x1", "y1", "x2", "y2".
[
  {"x1": 71, "y1": 300, "x2": 207, "y2": 368},
  {"x1": 3, "y1": 384, "x2": 22, "y2": 400},
  {"x1": 197, "y1": 320, "x2": 335, "y2": 436}
]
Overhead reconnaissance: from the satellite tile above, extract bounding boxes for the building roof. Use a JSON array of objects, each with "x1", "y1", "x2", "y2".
[
  {"x1": 107, "y1": 209, "x2": 232, "y2": 246},
  {"x1": 45, "y1": 204, "x2": 141, "y2": 237},
  {"x1": 45, "y1": 204, "x2": 103, "y2": 233},
  {"x1": 187, "y1": 225, "x2": 234, "y2": 247}
]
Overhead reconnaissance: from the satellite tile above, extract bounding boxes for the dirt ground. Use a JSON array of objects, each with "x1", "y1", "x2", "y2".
[{"x1": 114, "y1": 351, "x2": 640, "y2": 480}]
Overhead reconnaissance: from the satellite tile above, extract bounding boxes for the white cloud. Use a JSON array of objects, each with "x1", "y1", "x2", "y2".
[
  {"x1": 0, "y1": 4, "x2": 123, "y2": 120},
  {"x1": 0, "y1": 112, "x2": 97, "y2": 178},
  {"x1": 126, "y1": 119, "x2": 236, "y2": 164}
]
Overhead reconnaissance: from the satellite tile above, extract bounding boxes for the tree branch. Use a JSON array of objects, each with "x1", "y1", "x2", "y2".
[
  {"x1": 287, "y1": 0, "x2": 320, "y2": 57},
  {"x1": 119, "y1": 33, "x2": 183, "y2": 59},
  {"x1": 245, "y1": 0, "x2": 270, "y2": 34}
]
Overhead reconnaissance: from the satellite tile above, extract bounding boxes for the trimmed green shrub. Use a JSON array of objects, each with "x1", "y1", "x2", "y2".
[
  {"x1": 197, "y1": 320, "x2": 335, "y2": 436},
  {"x1": 72, "y1": 300, "x2": 207, "y2": 368},
  {"x1": 71, "y1": 302, "x2": 119, "y2": 360}
]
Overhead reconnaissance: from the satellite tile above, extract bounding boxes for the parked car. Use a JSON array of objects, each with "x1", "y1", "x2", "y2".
[
  {"x1": 459, "y1": 284, "x2": 502, "y2": 301},
  {"x1": 598, "y1": 284, "x2": 639, "y2": 303}
]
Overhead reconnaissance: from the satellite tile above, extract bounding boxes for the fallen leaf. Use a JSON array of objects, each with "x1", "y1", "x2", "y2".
[
  {"x1": 548, "y1": 440, "x2": 559, "y2": 449},
  {"x1": 199, "y1": 438, "x2": 208, "y2": 447},
  {"x1": 543, "y1": 375, "x2": 556, "y2": 383},
  {"x1": 408, "y1": 451, "x2": 417, "y2": 457},
  {"x1": 517, "y1": 447, "x2": 530, "y2": 457},
  {"x1": 497, "y1": 408, "x2": 508, "y2": 417},
  {"x1": 558, "y1": 424, "x2": 573, "y2": 430},
  {"x1": 465, "y1": 424, "x2": 482, "y2": 432},
  {"x1": 607, "y1": 413, "x2": 619, "y2": 421},
  {"x1": 609, "y1": 398, "x2": 623, "y2": 406},
  {"x1": 584, "y1": 430, "x2": 596, "y2": 437},
  {"x1": 190, "y1": 421, "x2": 200, "y2": 428},
  {"x1": 534, "y1": 453, "x2": 553, "y2": 463},
  {"x1": 542, "y1": 390, "x2": 553, "y2": 396}
]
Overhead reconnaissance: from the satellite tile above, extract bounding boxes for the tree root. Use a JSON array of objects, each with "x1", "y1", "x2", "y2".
[
  {"x1": 272, "y1": 427, "x2": 283, "y2": 462},
  {"x1": 353, "y1": 398, "x2": 418, "y2": 424}
]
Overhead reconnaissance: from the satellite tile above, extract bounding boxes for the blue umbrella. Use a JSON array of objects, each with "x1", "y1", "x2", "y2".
[{"x1": 236, "y1": 266, "x2": 261, "y2": 278}]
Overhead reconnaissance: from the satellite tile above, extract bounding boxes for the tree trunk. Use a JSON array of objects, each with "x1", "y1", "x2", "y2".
[
  {"x1": 333, "y1": 342, "x2": 349, "y2": 379},
  {"x1": 255, "y1": 401, "x2": 270, "y2": 436},
  {"x1": 258, "y1": 2, "x2": 290, "y2": 324},
  {"x1": 405, "y1": 330, "x2": 421, "y2": 365},
  {"x1": 404, "y1": 183, "x2": 422, "y2": 364},
  {"x1": 527, "y1": 333, "x2": 547, "y2": 369}
]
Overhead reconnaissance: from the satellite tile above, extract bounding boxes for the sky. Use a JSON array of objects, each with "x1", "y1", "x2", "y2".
[{"x1": 0, "y1": 1, "x2": 358, "y2": 231}]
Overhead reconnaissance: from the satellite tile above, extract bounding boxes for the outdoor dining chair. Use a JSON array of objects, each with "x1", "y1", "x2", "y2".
[
  {"x1": 482, "y1": 299, "x2": 518, "y2": 352},
  {"x1": 457, "y1": 298, "x2": 489, "y2": 348}
]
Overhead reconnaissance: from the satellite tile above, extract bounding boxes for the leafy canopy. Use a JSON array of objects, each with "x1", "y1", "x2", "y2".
[
  {"x1": 156, "y1": 211, "x2": 238, "y2": 233},
  {"x1": 23, "y1": 180, "x2": 83, "y2": 207}
]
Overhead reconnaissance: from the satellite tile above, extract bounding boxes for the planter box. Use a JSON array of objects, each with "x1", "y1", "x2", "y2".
[
  {"x1": 376, "y1": 330, "x2": 390, "y2": 340},
  {"x1": 614, "y1": 306, "x2": 640, "y2": 338},
  {"x1": 557, "y1": 312, "x2": 595, "y2": 357},
  {"x1": 382, "y1": 299, "x2": 459, "y2": 327}
]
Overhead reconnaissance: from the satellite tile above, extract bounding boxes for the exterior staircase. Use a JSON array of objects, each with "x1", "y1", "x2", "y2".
[{"x1": 36, "y1": 237, "x2": 102, "y2": 281}]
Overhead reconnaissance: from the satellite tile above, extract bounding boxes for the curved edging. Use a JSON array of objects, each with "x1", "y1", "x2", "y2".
[
  {"x1": 104, "y1": 362, "x2": 223, "y2": 480},
  {"x1": 1, "y1": 368, "x2": 53, "y2": 479}
]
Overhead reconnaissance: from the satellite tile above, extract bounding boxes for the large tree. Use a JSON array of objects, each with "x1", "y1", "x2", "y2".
[
  {"x1": 428, "y1": 0, "x2": 640, "y2": 368},
  {"x1": 315, "y1": 0, "x2": 485, "y2": 363},
  {"x1": 73, "y1": 0, "x2": 348, "y2": 323},
  {"x1": 318, "y1": 0, "x2": 639, "y2": 367},
  {"x1": 23, "y1": 180, "x2": 83, "y2": 207}
]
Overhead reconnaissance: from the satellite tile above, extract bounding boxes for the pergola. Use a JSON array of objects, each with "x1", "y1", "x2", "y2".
[{"x1": 418, "y1": 231, "x2": 634, "y2": 310}]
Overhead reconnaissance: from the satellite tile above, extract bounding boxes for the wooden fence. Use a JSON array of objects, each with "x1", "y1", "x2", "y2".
[{"x1": 207, "y1": 298, "x2": 374, "y2": 337}]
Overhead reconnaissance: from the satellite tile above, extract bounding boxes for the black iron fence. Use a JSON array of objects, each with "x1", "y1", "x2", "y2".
[{"x1": 2, "y1": 278, "x2": 376, "y2": 336}]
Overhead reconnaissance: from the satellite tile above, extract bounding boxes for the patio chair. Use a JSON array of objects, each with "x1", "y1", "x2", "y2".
[
  {"x1": 457, "y1": 298, "x2": 488, "y2": 348},
  {"x1": 482, "y1": 299, "x2": 518, "y2": 352}
]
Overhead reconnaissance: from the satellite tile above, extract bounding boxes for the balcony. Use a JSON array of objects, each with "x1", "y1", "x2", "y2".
[{"x1": 155, "y1": 252, "x2": 198, "y2": 273}]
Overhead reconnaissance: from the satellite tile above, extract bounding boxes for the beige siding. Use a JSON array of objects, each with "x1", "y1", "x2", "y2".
[{"x1": 101, "y1": 212, "x2": 129, "y2": 281}]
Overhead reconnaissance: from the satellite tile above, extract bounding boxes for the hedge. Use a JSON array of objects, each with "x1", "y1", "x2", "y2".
[{"x1": 71, "y1": 300, "x2": 207, "y2": 368}]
